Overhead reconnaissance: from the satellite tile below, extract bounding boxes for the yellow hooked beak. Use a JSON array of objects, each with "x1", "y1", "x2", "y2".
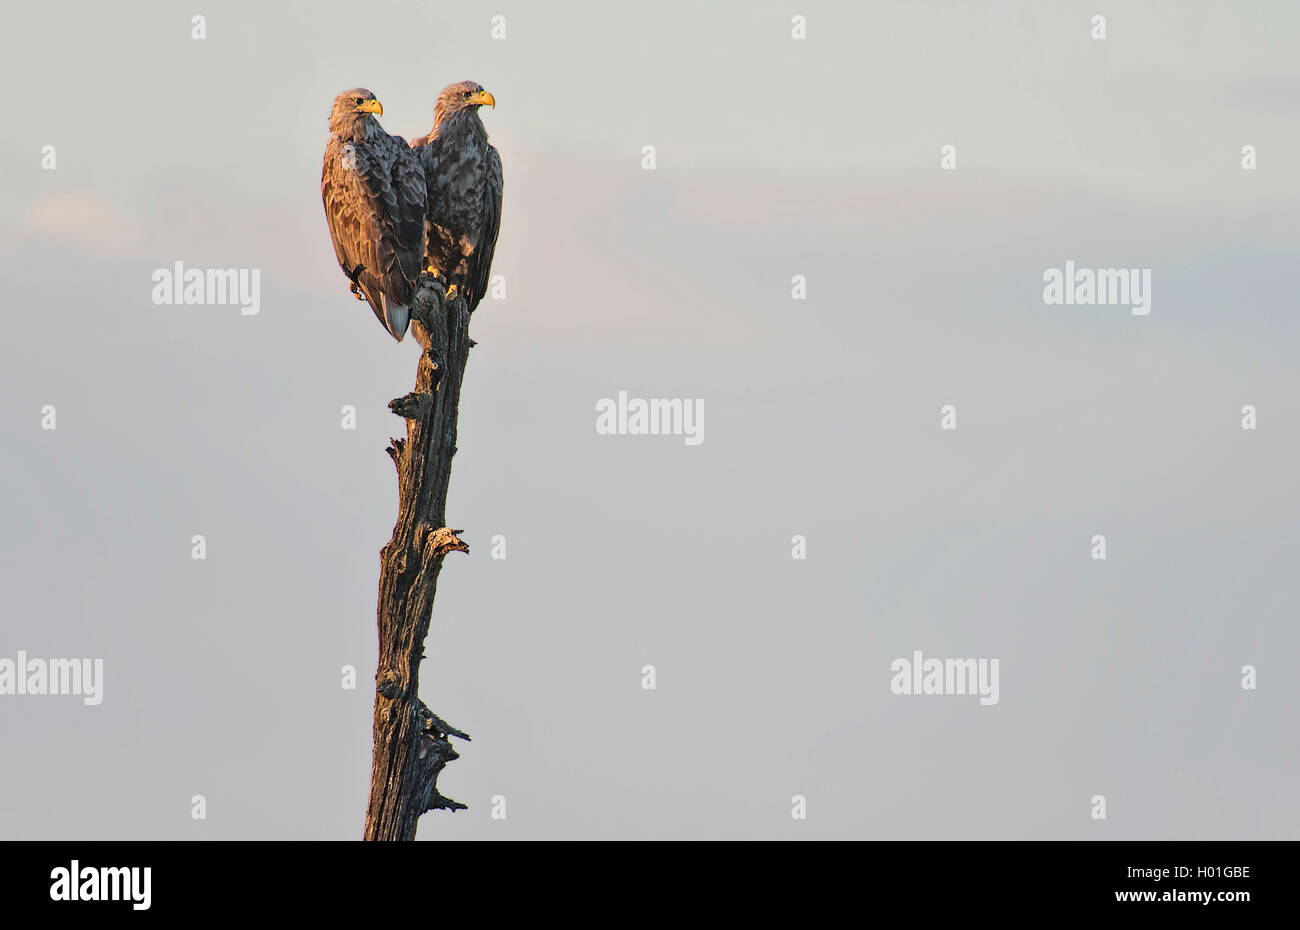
[
  {"x1": 356, "y1": 98, "x2": 383, "y2": 116},
  {"x1": 468, "y1": 90, "x2": 496, "y2": 109}
]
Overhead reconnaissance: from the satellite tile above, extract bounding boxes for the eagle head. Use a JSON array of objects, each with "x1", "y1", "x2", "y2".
[
  {"x1": 329, "y1": 88, "x2": 384, "y2": 135},
  {"x1": 433, "y1": 81, "x2": 495, "y2": 129}
]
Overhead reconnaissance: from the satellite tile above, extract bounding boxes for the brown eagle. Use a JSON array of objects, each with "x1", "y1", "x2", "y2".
[
  {"x1": 321, "y1": 88, "x2": 427, "y2": 340},
  {"x1": 410, "y1": 81, "x2": 503, "y2": 313}
]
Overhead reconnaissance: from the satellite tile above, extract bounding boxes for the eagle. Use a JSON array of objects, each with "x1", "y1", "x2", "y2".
[
  {"x1": 410, "y1": 81, "x2": 503, "y2": 313},
  {"x1": 321, "y1": 89, "x2": 427, "y2": 340}
]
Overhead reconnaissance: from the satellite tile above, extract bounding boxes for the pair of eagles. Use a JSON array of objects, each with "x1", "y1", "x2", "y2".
[{"x1": 321, "y1": 81, "x2": 503, "y2": 340}]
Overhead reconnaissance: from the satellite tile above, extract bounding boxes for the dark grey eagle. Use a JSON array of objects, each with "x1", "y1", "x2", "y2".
[
  {"x1": 321, "y1": 88, "x2": 427, "y2": 340},
  {"x1": 410, "y1": 81, "x2": 503, "y2": 313}
]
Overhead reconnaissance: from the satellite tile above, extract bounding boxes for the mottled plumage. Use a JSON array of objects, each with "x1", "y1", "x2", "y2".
[
  {"x1": 321, "y1": 88, "x2": 427, "y2": 340},
  {"x1": 410, "y1": 81, "x2": 503, "y2": 313}
]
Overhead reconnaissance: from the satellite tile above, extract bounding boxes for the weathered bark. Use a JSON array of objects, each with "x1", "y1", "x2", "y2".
[{"x1": 364, "y1": 275, "x2": 473, "y2": 841}]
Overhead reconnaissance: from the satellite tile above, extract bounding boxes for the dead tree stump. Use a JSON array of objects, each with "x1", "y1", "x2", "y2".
[{"x1": 364, "y1": 275, "x2": 473, "y2": 841}]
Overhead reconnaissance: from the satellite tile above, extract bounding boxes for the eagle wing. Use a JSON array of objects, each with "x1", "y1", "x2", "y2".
[
  {"x1": 465, "y1": 144, "x2": 503, "y2": 312},
  {"x1": 321, "y1": 133, "x2": 426, "y2": 338}
]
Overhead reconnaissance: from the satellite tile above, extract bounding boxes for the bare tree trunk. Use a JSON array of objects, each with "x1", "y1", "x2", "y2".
[{"x1": 364, "y1": 277, "x2": 473, "y2": 841}]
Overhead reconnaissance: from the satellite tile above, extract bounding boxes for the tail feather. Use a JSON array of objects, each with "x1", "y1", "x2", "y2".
[
  {"x1": 381, "y1": 295, "x2": 410, "y2": 341},
  {"x1": 356, "y1": 281, "x2": 410, "y2": 341}
]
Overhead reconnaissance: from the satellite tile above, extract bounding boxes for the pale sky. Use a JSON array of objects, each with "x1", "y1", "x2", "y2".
[{"x1": 0, "y1": 0, "x2": 1296, "y2": 839}]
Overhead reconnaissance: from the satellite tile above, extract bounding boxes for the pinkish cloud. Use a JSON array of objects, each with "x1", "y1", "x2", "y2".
[{"x1": 23, "y1": 190, "x2": 139, "y2": 254}]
